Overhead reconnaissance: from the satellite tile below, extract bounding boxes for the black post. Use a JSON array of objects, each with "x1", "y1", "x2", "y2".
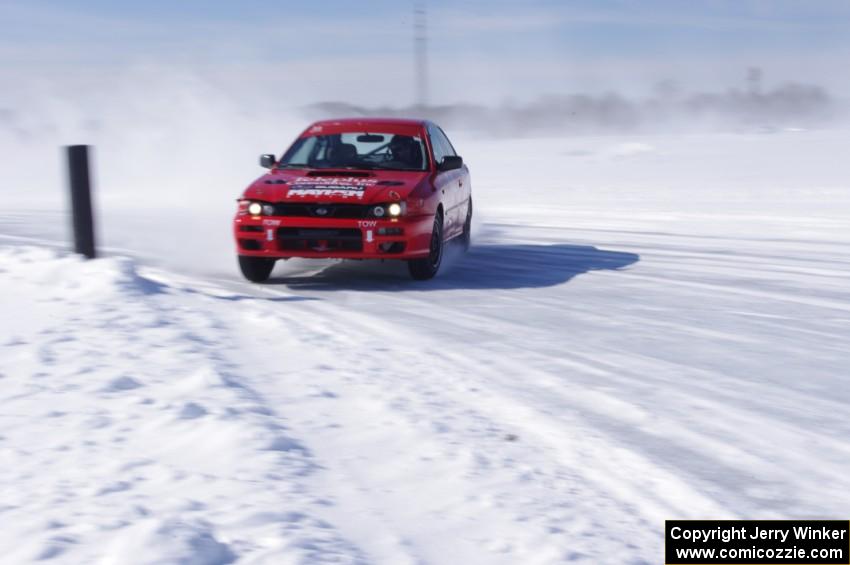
[{"x1": 66, "y1": 145, "x2": 97, "y2": 258}]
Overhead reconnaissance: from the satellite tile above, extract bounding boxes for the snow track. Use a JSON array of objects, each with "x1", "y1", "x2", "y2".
[{"x1": 2, "y1": 131, "x2": 850, "y2": 563}]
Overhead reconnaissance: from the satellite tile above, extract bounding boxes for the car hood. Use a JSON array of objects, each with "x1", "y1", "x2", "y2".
[{"x1": 242, "y1": 169, "x2": 429, "y2": 205}]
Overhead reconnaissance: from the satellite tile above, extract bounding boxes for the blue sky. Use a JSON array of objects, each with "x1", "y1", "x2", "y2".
[{"x1": 3, "y1": 0, "x2": 850, "y2": 104}]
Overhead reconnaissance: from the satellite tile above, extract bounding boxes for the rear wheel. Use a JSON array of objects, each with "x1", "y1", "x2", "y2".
[
  {"x1": 408, "y1": 212, "x2": 444, "y2": 280},
  {"x1": 238, "y1": 256, "x2": 275, "y2": 282},
  {"x1": 459, "y1": 198, "x2": 472, "y2": 252}
]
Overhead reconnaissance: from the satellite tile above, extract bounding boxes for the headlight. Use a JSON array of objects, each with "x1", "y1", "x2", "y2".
[
  {"x1": 372, "y1": 205, "x2": 386, "y2": 217},
  {"x1": 388, "y1": 202, "x2": 404, "y2": 217},
  {"x1": 248, "y1": 202, "x2": 263, "y2": 216}
]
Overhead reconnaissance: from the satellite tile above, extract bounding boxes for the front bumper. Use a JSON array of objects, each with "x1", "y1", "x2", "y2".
[{"x1": 233, "y1": 214, "x2": 433, "y2": 260}]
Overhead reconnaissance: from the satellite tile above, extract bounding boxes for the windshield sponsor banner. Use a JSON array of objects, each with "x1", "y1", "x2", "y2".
[
  {"x1": 665, "y1": 520, "x2": 849, "y2": 564},
  {"x1": 287, "y1": 177, "x2": 379, "y2": 200}
]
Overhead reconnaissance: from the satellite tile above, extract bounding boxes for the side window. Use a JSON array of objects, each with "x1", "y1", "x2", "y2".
[
  {"x1": 433, "y1": 126, "x2": 457, "y2": 157},
  {"x1": 428, "y1": 124, "x2": 450, "y2": 165}
]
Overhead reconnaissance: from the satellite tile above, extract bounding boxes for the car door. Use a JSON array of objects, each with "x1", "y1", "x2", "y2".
[
  {"x1": 428, "y1": 124, "x2": 465, "y2": 238},
  {"x1": 436, "y1": 126, "x2": 470, "y2": 232}
]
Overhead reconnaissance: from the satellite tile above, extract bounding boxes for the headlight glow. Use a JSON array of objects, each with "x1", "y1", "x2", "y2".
[
  {"x1": 248, "y1": 202, "x2": 263, "y2": 216},
  {"x1": 388, "y1": 202, "x2": 403, "y2": 217}
]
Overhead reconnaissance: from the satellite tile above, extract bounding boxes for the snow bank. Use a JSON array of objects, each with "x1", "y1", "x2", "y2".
[{"x1": 0, "y1": 248, "x2": 363, "y2": 564}]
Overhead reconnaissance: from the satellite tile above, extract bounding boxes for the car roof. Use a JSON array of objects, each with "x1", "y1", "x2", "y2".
[
  {"x1": 310, "y1": 117, "x2": 428, "y2": 128},
  {"x1": 299, "y1": 117, "x2": 429, "y2": 137}
]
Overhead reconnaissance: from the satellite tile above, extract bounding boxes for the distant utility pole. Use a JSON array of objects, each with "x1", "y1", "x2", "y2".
[
  {"x1": 414, "y1": 1, "x2": 428, "y2": 108},
  {"x1": 747, "y1": 67, "x2": 763, "y2": 96}
]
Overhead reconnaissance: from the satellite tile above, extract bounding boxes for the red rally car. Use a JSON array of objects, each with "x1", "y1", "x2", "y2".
[{"x1": 233, "y1": 118, "x2": 472, "y2": 281}]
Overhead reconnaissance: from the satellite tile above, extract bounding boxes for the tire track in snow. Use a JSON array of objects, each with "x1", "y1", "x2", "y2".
[
  {"x1": 205, "y1": 218, "x2": 850, "y2": 563},
  {"x1": 225, "y1": 296, "x2": 678, "y2": 563}
]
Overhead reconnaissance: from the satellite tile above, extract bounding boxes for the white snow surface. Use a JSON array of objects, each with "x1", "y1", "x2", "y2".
[{"x1": 2, "y1": 130, "x2": 850, "y2": 564}]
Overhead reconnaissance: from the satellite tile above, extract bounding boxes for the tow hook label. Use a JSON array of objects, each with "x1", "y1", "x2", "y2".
[{"x1": 358, "y1": 221, "x2": 378, "y2": 228}]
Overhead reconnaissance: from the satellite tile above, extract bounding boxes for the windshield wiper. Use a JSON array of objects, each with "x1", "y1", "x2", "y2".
[
  {"x1": 277, "y1": 163, "x2": 313, "y2": 169},
  {"x1": 364, "y1": 164, "x2": 422, "y2": 171}
]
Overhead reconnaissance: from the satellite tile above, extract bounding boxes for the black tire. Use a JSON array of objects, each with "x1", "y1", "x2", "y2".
[
  {"x1": 408, "y1": 212, "x2": 444, "y2": 280},
  {"x1": 459, "y1": 198, "x2": 472, "y2": 252},
  {"x1": 238, "y1": 256, "x2": 275, "y2": 282}
]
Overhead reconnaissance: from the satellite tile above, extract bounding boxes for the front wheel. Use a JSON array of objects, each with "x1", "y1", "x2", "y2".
[
  {"x1": 238, "y1": 256, "x2": 275, "y2": 282},
  {"x1": 408, "y1": 212, "x2": 444, "y2": 280}
]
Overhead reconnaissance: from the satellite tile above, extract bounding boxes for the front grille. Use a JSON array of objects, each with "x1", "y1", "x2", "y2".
[
  {"x1": 273, "y1": 203, "x2": 375, "y2": 219},
  {"x1": 277, "y1": 227, "x2": 362, "y2": 252}
]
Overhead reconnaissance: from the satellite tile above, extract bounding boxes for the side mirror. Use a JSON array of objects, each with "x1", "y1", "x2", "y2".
[
  {"x1": 259, "y1": 154, "x2": 276, "y2": 169},
  {"x1": 438, "y1": 155, "x2": 463, "y2": 172}
]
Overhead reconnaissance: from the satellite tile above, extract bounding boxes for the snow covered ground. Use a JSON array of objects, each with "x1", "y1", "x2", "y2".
[{"x1": 2, "y1": 129, "x2": 850, "y2": 564}]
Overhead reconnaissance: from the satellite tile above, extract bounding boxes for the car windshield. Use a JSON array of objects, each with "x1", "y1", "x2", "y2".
[{"x1": 278, "y1": 132, "x2": 427, "y2": 171}]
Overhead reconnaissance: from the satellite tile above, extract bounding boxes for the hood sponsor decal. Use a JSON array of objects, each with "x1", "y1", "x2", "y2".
[{"x1": 286, "y1": 176, "x2": 379, "y2": 200}]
